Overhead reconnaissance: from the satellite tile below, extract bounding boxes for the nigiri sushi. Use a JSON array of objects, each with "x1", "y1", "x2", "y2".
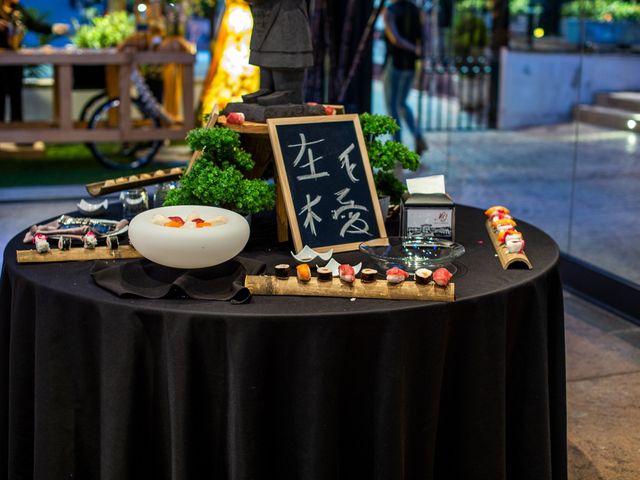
[
  {"x1": 432, "y1": 268, "x2": 453, "y2": 287},
  {"x1": 386, "y1": 267, "x2": 409, "y2": 284},
  {"x1": 338, "y1": 264, "x2": 355, "y2": 283},
  {"x1": 296, "y1": 264, "x2": 311, "y2": 282},
  {"x1": 485, "y1": 205, "x2": 510, "y2": 217}
]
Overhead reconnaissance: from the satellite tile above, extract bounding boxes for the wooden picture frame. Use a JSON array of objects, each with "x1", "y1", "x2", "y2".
[{"x1": 267, "y1": 114, "x2": 387, "y2": 252}]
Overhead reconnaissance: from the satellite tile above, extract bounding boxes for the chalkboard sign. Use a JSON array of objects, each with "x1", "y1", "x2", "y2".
[{"x1": 268, "y1": 115, "x2": 387, "y2": 253}]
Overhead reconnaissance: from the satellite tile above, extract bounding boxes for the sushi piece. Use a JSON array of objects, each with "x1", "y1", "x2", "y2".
[
  {"x1": 505, "y1": 233, "x2": 526, "y2": 254},
  {"x1": 485, "y1": 205, "x2": 510, "y2": 217},
  {"x1": 83, "y1": 231, "x2": 98, "y2": 249},
  {"x1": 360, "y1": 268, "x2": 378, "y2": 283},
  {"x1": 433, "y1": 268, "x2": 453, "y2": 287},
  {"x1": 317, "y1": 267, "x2": 333, "y2": 282},
  {"x1": 338, "y1": 264, "x2": 356, "y2": 284},
  {"x1": 415, "y1": 268, "x2": 433, "y2": 285},
  {"x1": 33, "y1": 234, "x2": 50, "y2": 254},
  {"x1": 58, "y1": 237, "x2": 72, "y2": 251},
  {"x1": 386, "y1": 267, "x2": 409, "y2": 284},
  {"x1": 275, "y1": 264, "x2": 290, "y2": 279},
  {"x1": 106, "y1": 235, "x2": 119, "y2": 250},
  {"x1": 296, "y1": 264, "x2": 311, "y2": 282},
  {"x1": 493, "y1": 218, "x2": 517, "y2": 232},
  {"x1": 498, "y1": 228, "x2": 516, "y2": 244}
]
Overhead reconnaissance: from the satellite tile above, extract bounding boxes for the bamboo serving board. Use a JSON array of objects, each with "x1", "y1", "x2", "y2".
[
  {"x1": 17, "y1": 245, "x2": 142, "y2": 264},
  {"x1": 85, "y1": 168, "x2": 184, "y2": 197},
  {"x1": 245, "y1": 275, "x2": 455, "y2": 302},
  {"x1": 485, "y1": 220, "x2": 532, "y2": 270}
]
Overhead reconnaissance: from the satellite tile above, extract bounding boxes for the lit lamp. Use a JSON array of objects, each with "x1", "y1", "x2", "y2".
[{"x1": 200, "y1": 0, "x2": 260, "y2": 115}]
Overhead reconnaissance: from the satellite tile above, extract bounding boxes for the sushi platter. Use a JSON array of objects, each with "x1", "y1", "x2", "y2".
[
  {"x1": 245, "y1": 275, "x2": 455, "y2": 302},
  {"x1": 85, "y1": 167, "x2": 184, "y2": 197},
  {"x1": 17, "y1": 245, "x2": 142, "y2": 264},
  {"x1": 484, "y1": 206, "x2": 532, "y2": 270}
]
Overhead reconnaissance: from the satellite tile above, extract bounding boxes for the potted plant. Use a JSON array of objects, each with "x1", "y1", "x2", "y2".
[
  {"x1": 562, "y1": 0, "x2": 640, "y2": 46},
  {"x1": 72, "y1": 11, "x2": 135, "y2": 89},
  {"x1": 359, "y1": 113, "x2": 420, "y2": 210},
  {"x1": 163, "y1": 126, "x2": 276, "y2": 215}
]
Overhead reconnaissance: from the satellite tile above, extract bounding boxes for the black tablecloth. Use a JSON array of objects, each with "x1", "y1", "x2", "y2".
[{"x1": 0, "y1": 206, "x2": 567, "y2": 480}]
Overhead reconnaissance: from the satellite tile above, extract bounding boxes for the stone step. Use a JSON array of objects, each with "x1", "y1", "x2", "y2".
[
  {"x1": 594, "y1": 91, "x2": 640, "y2": 112},
  {"x1": 573, "y1": 104, "x2": 640, "y2": 132}
]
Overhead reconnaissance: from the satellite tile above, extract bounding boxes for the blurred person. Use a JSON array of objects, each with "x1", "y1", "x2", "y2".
[
  {"x1": 0, "y1": 0, "x2": 68, "y2": 122},
  {"x1": 383, "y1": 0, "x2": 427, "y2": 154}
]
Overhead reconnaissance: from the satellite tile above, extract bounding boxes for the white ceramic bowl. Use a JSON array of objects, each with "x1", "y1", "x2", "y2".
[{"x1": 128, "y1": 206, "x2": 250, "y2": 269}]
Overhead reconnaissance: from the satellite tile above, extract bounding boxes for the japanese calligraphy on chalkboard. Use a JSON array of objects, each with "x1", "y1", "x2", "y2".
[{"x1": 268, "y1": 115, "x2": 387, "y2": 253}]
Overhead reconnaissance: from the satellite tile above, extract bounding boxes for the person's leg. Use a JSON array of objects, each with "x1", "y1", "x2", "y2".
[
  {"x1": 383, "y1": 63, "x2": 402, "y2": 142},
  {"x1": 256, "y1": 68, "x2": 305, "y2": 105},
  {"x1": 8, "y1": 66, "x2": 24, "y2": 122},
  {"x1": 243, "y1": 67, "x2": 274, "y2": 103},
  {"x1": 397, "y1": 69, "x2": 428, "y2": 153},
  {"x1": 397, "y1": 69, "x2": 417, "y2": 137}
]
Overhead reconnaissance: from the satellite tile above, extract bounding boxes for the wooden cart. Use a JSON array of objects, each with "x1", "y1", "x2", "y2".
[{"x1": 0, "y1": 47, "x2": 195, "y2": 168}]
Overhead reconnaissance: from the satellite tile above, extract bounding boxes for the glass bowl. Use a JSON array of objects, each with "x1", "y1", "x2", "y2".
[{"x1": 359, "y1": 236, "x2": 465, "y2": 273}]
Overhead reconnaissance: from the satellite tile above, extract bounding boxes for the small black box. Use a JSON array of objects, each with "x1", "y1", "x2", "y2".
[{"x1": 401, "y1": 193, "x2": 455, "y2": 240}]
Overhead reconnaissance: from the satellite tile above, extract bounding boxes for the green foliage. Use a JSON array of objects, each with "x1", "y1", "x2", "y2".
[
  {"x1": 359, "y1": 112, "x2": 399, "y2": 139},
  {"x1": 359, "y1": 113, "x2": 420, "y2": 204},
  {"x1": 165, "y1": 126, "x2": 275, "y2": 214},
  {"x1": 374, "y1": 171, "x2": 407, "y2": 206},
  {"x1": 562, "y1": 1, "x2": 640, "y2": 22},
  {"x1": 186, "y1": 127, "x2": 254, "y2": 171},
  {"x1": 453, "y1": 12, "x2": 489, "y2": 57},
  {"x1": 73, "y1": 12, "x2": 135, "y2": 49}
]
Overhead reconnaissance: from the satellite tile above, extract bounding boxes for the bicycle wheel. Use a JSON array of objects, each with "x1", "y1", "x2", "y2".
[
  {"x1": 86, "y1": 98, "x2": 162, "y2": 170},
  {"x1": 79, "y1": 90, "x2": 107, "y2": 123}
]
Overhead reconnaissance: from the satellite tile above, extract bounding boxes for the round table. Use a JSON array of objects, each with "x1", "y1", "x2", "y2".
[{"x1": 0, "y1": 206, "x2": 567, "y2": 480}]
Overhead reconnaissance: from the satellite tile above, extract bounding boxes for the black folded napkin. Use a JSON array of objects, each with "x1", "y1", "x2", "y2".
[{"x1": 90, "y1": 256, "x2": 265, "y2": 304}]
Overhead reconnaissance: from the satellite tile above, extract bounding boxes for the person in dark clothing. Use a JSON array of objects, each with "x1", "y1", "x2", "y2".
[
  {"x1": 383, "y1": 0, "x2": 427, "y2": 154},
  {"x1": 0, "y1": 0, "x2": 68, "y2": 122},
  {"x1": 243, "y1": 0, "x2": 313, "y2": 106}
]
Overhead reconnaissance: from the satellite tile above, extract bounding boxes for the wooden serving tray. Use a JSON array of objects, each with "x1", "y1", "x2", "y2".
[
  {"x1": 17, "y1": 245, "x2": 142, "y2": 263},
  {"x1": 85, "y1": 168, "x2": 184, "y2": 197},
  {"x1": 485, "y1": 220, "x2": 532, "y2": 270},
  {"x1": 245, "y1": 275, "x2": 455, "y2": 302}
]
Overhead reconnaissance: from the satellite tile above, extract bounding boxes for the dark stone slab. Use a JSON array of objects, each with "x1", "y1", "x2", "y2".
[{"x1": 224, "y1": 103, "x2": 326, "y2": 123}]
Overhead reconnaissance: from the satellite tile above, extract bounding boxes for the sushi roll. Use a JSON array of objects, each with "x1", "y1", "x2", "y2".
[
  {"x1": 317, "y1": 267, "x2": 333, "y2": 282},
  {"x1": 106, "y1": 235, "x2": 119, "y2": 250},
  {"x1": 275, "y1": 264, "x2": 290, "y2": 279},
  {"x1": 338, "y1": 264, "x2": 356, "y2": 284},
  {"x1": 415, "y1": 268, "x2": 433, "y2": 285},
  {"x1": 432, "y1": 268, "x2": 453, "y2": 287},
  {"x1": 386, "y1": 267, "x2": 409, "y2": 284},
  {"x1": 360, "y1": 268, "x2": 378, "y2": 283},
  {"x1": 33, "y1": 234, "x2": 50, "y2": 254},
  {"x1": 296, "y1": 264, "x2": 312, "y2": 283},
  {"x1": 58, "y1": 237, "x2": 72, "y2": 251}
]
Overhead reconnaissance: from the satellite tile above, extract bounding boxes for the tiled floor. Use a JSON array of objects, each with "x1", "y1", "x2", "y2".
[{"x1": 564, "y1": 293, "x2": 640, "y2": 480}]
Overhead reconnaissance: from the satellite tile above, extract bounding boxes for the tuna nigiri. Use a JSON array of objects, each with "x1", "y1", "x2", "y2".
[
  {"x1": 338, "y1": 264, "x2": 355, "y2": 283},
  {"x1": 432, "y1": 268, "x2": 453, "y2": 287},
  {"x1": 386, "y1": 267, "x2": 409, "y2": 284}
]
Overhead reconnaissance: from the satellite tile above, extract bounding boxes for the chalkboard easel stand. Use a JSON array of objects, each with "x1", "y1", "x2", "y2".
[{"x1": 216, "y1": 115, "x2": 302, "y2": 244}]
